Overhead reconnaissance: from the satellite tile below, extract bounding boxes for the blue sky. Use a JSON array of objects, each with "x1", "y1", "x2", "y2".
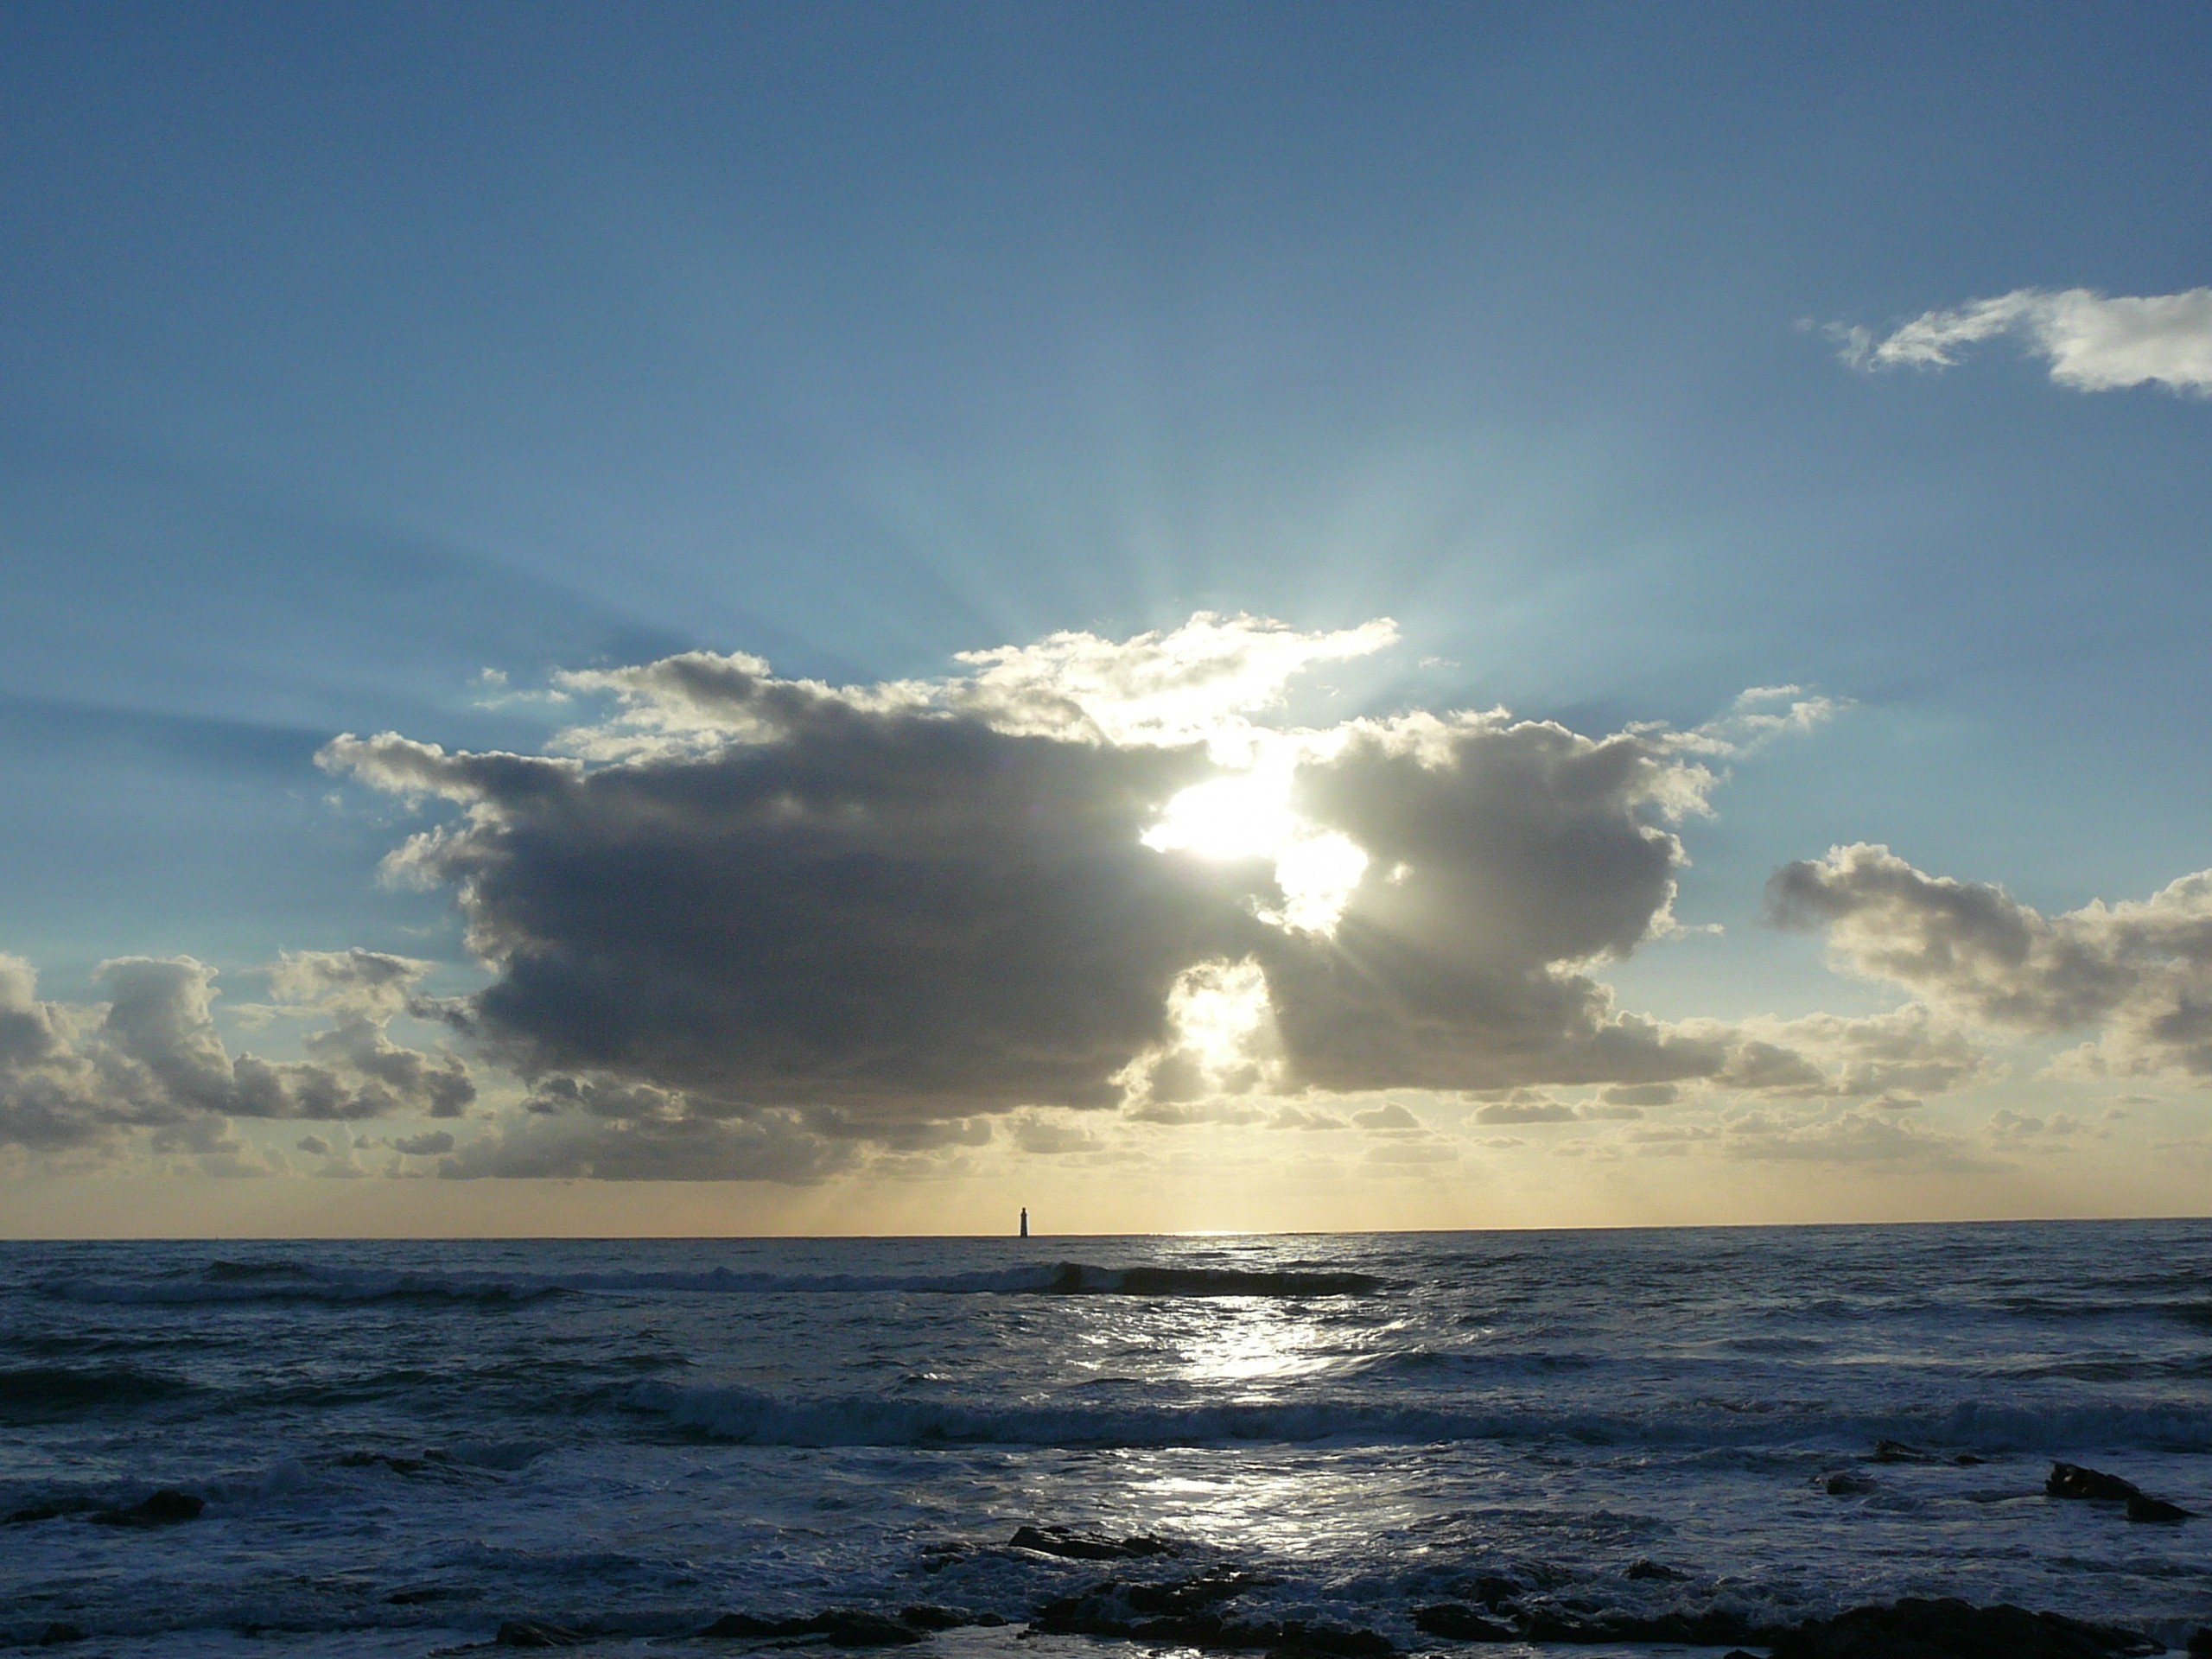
[{"x1": 3, "y1": 4, "x2": 2209, "y2": 1230}]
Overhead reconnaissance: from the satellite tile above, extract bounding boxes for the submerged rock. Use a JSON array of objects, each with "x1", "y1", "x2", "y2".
[
  {"x1": 1009, "y1": 1523, "x2": 1176, "y2": 1560},
  {"x1": 698, "y1": 1610, "x2": 924, "y2": 1645},
  {"x1": 1516, "y1": 1607, "x2": 1772, "y2": 1647},
  {"x1": 1624, "y1": 1559, "x2": 1683, "y2": 1581},
  {"x1": 2046, "y1": 1461, "x2": 2192, "y2": 1521},
  {"x1": 1412, "y1": 1604, "x2": 1515, "y2": 1641},
  {"x1": 2046, "y1": 1463, "x2": 2143, "y2": 1503},
  {"x1": 35, "y1": 1624, "x2": 86, "y2": 1647},
  {"x1": 1765, "y1": 1598, "x2": 2158, "y2": 1657},
  {"x1": 493, "y1": 1621, "x2": 588, "y2": 1648},
  {"x1": 1030, "y1": 1581, "x2": 1389, "y2": 1656},
  {"x1": 2125, "y1": 1491, "x2": 2193, "y2": 1523},
  {"x1": 88, "y1": 1489, "x2": 203, "y2": 1527},
  {"x1": 1823, "y1": 1472, "x2": 1878, "y2": 1496}
]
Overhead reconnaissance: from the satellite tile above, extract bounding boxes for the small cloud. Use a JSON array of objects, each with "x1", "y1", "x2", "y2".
[
  {"x1": 1269, "y1": 1105, "x2": 1345, "y2": 1131},
  {"x1": 296, "y1": 1135, "x2": 330, "y2": 1156},
  {"x1": 1352, "y1": 1102, "x2": 1421, "y2": 1132},
  {"x1": 1832, "y1": 286, "x2": 2212, "y2": 394},
  {"x1": 394, "y1": 1130, "x2": 455, "y2": 1156},
  {"x1": 1475, "y1": 1097, "x2": 1577, "y2": 1124},
  {"x1": 1603, "y1": 1083, "x2": 1679, "y2": 1108}
]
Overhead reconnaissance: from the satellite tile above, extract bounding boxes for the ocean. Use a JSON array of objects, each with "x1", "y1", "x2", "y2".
[{"x1": 2, "y1": 1221, "x2": 2209, "y2": 1656}]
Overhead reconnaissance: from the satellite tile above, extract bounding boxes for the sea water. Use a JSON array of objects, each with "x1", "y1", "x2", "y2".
[{"x1": 2, "y1": 1222, "x2": 2209, "y2": 1655}]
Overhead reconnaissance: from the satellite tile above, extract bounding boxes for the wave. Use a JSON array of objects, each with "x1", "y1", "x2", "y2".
[
  {"x1": 36, "y1": 1260, "x2": 1382, "y2": 1308},
  {"x1": 625, "y1": 1380, "x2": 2212, "y2": 1454}
]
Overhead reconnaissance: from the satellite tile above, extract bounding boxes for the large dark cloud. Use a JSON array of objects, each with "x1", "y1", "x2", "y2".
[
  {"x1": 324, "y1": 628, "x2": 1885, "y2": 1173},
  {"x1": 334, "y1": 705, "x2": 1255, "y2": 1115},
  {"x1": 1255, "y1": 715, "x2": 1721, "y2": 1091}
]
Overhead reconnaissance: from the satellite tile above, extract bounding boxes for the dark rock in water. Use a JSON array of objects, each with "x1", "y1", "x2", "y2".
[
  {"x1": 1872, "y1": 1438, "x2": 1939, "y2": 1464},
  {"x1": 2045, "y1": 1460, "x2": 2191, "y2": 1520},
  {"x1": 1954, "y1": 1452, "x2": 1985, "y2": 1465},
  {"x1": 1412, "y1": 1603, "x2": 1514, "y2": 1641},
  {"x1": 1008, "y1": 1523, "x2": 1174, "y2": 1560},
  {"x1": 699, "y1": 1610, "x2": 924, "y2": 1645},
  {"x1": 493, "y1": 1621, "x2": 588, "y2": 1648},
  {"x1": 1624, "y1": 1559, "x2": 1683, "y2": 1580},
  {"x1": 897, "y1": 1605, "x2": 969, "y2": 1630},
  {"x1": 1465, "y1": 1575, "x2": 1522, "y2": 1610},
  {"x1": 35, "y1": 1624, "x2": 86, "y2": 1647},
  {"x1": 1029, "y1": 1585, "x2": 1389, "y2": 1656},
  {"x1": 1824, "y1": 1471, "x2": 1878, "y2": 1496},
  {"x1": 1765, "y1": 1598, "x2": 2158, "y2": 1658},
  {"x1": 2047, "y1": 1462, "x2": 2142, "y2": 1502},
  {"x1": 806, "y1": 1611, "x2": 927, "y2": 1646},
  {"x1": 2125, "y1": 1491, "x2": 2192, "y2": 1522},
  {"x1": 2188, "y1": 1628, "x2": 2212, "y2": 1656},
  {"x1": 89, "y1": 1489, "x2": 204, "y2": 1527},
  {"x1": 6, "y1": 1503, "x2": 67, "y2": 1525},
  {"x1": 1518, "y1": 1608, "x2": 1770, "y2": 1647},
  {"x1": 700, "y1": 1613, "x2": 787, "y2": 1638},
  {"x1": 1124, "y1": 1568, "x2": 1274, "y2": 1616}
]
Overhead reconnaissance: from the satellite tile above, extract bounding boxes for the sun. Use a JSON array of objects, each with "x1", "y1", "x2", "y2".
[{"x1": 1141, "y1": 755, "x2": 1369, "y2": 936}]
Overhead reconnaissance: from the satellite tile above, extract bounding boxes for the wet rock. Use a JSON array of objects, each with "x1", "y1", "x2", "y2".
[
  {"x1": 1030, "y1": 1586, "x2": 1389, "y2": 1657},
  {"x1": 699, "y1": 1610, "x2": 925, "y2": 1645},
  {"x1": 2046, "y1": 1462, "x2": 2142, "y2": 1502},
  {"x1": 2188, "y1": 1629, "x2": 2212, "y2": 1656},
  {"x1": 89, "y1": 1489, "x2": 204, "y2": 1527},
  {"x1": 2125, "y1": 1491, "x2": 2192, "y2": 1523},
  {"x1": 493, "y1": 1621, "x2": 588, "y2": 1648},
  {"x1": 1624, "y1": 1559, "x2": 1683, "y2": 1581},
  {"x1": 35, "y1": 1624, "x2": 86, "y2": 1647},
  {"x1": 2046, "y1": 1461, "x2": 2191, "y2": 1520},
  {"x1": 1412, "y1": 1603, "x2": 1515, "y2": 1641},
  {"x1": 5, "y1": 1503, "x2": 67, "y2": 1525},
  {"x1": 1465, "y1": 1575, "x2": 1523, "y2": 1610},
  {"x1": 1008, "y1": 1523, "x2": 1175, "y2": 1560},
  {"x1": 897, "y1": 1605, "x2": 969, "y2": 1630},
  {"x1": 1872, "y1": 1438, "x2": 1939, "y2": 1463},
  {"x1": 1124, "y1": 1569, "x2": 1274, "y2": 1616},
  {"x1": 1824, "y1": 1472, "x2": 1878, "y2": 1496},
  {"x1": 1765, "y1": 1598, "x2": 2158, "y2": 1658},
  {"x1": 1518, "y1": 1608, "x2": 1770, "y2": 1647}
]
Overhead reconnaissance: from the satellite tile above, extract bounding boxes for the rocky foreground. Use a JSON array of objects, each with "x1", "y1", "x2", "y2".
[
  {"x1": 466, "y1": 1492, "x2": 2208, "y2": 1658},
  {"x1": 15, "y1": 1463, "x2": 2209, "y2": 1656}
]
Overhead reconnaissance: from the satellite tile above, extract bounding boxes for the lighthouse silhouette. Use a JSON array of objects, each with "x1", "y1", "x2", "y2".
[{"x1": 1019, "y1": 1206, "x2": 1029, "y2": 1238}]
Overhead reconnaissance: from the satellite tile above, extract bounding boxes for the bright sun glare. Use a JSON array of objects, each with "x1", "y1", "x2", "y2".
[{"x1": 1141, "y1": 758, "x2": 1369, "y2": 936}]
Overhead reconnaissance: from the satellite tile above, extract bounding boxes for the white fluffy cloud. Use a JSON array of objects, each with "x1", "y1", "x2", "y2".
[
  {"x1": 1770, "y1": 842, "x2": 2212, "y2": 1080},
  {"x1": 0, "y1": 950, "x2": 474, "y2": 1160},
  {"x1": 1834, "y1": 286, "x2": 2212, "y2": 393}
]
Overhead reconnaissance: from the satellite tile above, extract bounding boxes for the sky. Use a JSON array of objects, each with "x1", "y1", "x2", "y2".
[{"x1": 3, "y1": 3, "x2": 2209, "y2": 1236}]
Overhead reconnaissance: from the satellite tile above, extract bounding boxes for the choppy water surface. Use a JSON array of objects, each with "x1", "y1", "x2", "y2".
[{"x1": 3, "y1": 1222, "x2": 2209, "y2": 1654}]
